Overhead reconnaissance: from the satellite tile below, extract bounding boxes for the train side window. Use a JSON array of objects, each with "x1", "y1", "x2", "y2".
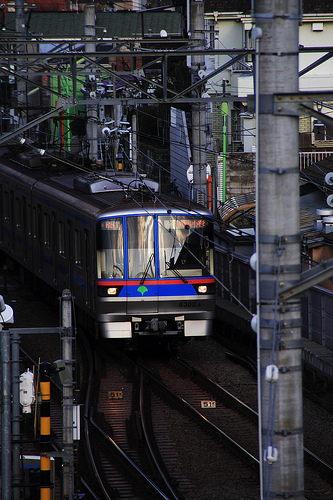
[
  {"x1": 74, "y1": 230, "x2": 82, "y2": 266},
  {"x1": 43, "y1": 213, "x2": 50, "y2": 247},
  {"x1": 96, "y1": 218, "x2": 124, "y2": 279},
  {"x1": 58, "y1": 221, "x2": 65, "y2": 256}
]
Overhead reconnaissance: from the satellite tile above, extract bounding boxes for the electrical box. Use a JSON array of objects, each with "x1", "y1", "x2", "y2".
[
  {"x1": 20, "y1": 369, "x2": 35, "y2": 413},
  {"x1": 53, "y1": 359, "x2": 71, "y2": 386}
]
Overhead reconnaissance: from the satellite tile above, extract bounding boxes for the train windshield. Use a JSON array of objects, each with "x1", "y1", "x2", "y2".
[
  {"x1": 96, "y1": 218, "x2": 124, "y2": 278},
  {"x1": 158, "y1": 215, "x2": 213, "y2": 277},
  {"x1": 127, "y1": 216, "x2": 155, "y2": 279}
]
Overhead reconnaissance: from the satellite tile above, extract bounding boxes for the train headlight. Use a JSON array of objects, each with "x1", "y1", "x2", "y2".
[
  {"x1": 193, "y1": 283, "x2": 214, "y2": 295},
  {"x1": 98, "y1": 285, "x2": 123, "y2": 297}
]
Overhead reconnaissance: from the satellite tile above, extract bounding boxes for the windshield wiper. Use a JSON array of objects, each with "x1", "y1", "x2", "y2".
[
  {"x1": 166, "y1": 257, "x2": 188, "y2": 283},
  {"x1": 140, "y1": 253, "x2": 155, "y2": 285},
  {"x1": 169, "y1": 267, "x2": 188, "y2": 283}
]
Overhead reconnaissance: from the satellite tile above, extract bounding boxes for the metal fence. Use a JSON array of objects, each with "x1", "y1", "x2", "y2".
[
  {"x1": 301, "y1": 286, "x2": 333, "y2": 351},
  {"x1": 214, "y1": 243, "x2": 256, "y2": 314},
  {"x1": 299, "y1": 151, "x2": 333, "y2": 170},
  {"x1": 214, "y1": 243, "x2": 333, "y2": 351}
]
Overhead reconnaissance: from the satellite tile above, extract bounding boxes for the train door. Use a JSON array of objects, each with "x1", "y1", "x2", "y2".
[
  {"x1": 0, "y1": 184, "x2": 3, "y2": 246},
  {"x1": 56, "y1": 218, "x2": 68, "y2": 292},
  {"x1": 67, "y1": 221, "x2": 73, "y2": 293},
  {"x1": 52, "y1": 212, "x2": 57, "y2": 285},
  {"x1": 14, "y1": 195, "x2": 22, "y2": 259},
  {"x1": 37, "y1": 204, "x2": 43, "y2": 275},
  {"x1": 23, "y1": 197, "x2": 30, "y2": 266},
  {"x1": 72, "y1": 227, "x2": 85, "y2": 307},
  {"x1": 126, "y1": 215, "x2": 158, "y2": 315},
  {"x1": 10, "y1": 190, "x2": 15, "y2": 255}
]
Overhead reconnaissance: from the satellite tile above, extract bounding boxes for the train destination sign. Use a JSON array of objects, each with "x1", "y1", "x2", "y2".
[
  {"x1": 101, "y1": 219, "x2": 122, "y2": 230},
  {"x1": 162, "y1": 218, "x2": 207, "y2": 230}
]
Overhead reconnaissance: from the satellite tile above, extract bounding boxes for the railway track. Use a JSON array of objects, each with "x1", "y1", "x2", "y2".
[
  {"x1": 177, "y1": 341, "x2": 333, "y2": 499},
  {"x1": 3, "y1": 273, "x2": 333, "y2": 498},
  {"x1": 143, "y1": 355, "x2": 259, "y2": 464},
  {"x1": 92, "y1": 340, "x2": 260, "y2": 498},
  {"x1": 15, "y1": 329, "x2": 333, "y2": 499},
  {"x1": 84, "y1": 336, "x2": 180, "y2": 499}
]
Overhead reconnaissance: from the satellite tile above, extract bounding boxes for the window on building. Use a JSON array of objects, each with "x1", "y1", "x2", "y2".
[{"x1": 313, "y1": 120, "x2": 327, "y2": 141}]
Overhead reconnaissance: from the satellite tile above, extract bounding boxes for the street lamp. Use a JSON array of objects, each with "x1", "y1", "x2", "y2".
[{"x1": 0, "y1": 295, "x2": 14, "y2": 324}]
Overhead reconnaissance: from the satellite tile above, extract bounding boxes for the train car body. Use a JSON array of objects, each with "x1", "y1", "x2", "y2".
[{"x1": 0, "y1": 149, "x2": 215, "y2": 344}]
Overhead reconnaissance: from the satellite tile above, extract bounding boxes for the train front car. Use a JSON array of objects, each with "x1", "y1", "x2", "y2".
[{"x1": 96, "y1": 208, "x2": 215, "y2": 345}]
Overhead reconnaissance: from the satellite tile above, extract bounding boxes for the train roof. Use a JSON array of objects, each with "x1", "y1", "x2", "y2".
[{"x1": 0, "y1": 148, "x2": 212, "y2": 218}]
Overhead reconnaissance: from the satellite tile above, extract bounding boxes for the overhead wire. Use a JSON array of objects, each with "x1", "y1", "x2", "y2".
[
  {"x1": 121, "y1": 133, "x2": 256, "y2": 237},
  {"x1": 119, "y1": 142, "x2": 254, "y2": 316}
]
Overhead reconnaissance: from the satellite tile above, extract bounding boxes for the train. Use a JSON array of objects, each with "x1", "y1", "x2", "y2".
[{"x1": 0, "y1": 145, "x2": 215, "y2": 346}]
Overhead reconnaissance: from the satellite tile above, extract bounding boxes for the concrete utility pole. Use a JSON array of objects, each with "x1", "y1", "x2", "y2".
[
  {"x1": 15, "y1": 0, "x2": 26, "y2": 125},
  {"x1": 131, "y1": 112, "x2": 138, "y2": 173},
  {"x1": 85, "y1": 4, "x2": 98, "y2": 162},
  {"x1": 191, "y1": 0, "x2": 207, "y2": 206},
  {"x1": 253, "y1": 1, "x2": 304, "y2": 499}
]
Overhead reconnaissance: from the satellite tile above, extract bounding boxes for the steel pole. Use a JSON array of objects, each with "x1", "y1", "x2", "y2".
[
  {"x1": 12, "y1": 332, "x2": 21, "y2": 500},
  {"x1": 1, "y1": 325, "x2": 12, "y2": 500},
  {"x1": 61, "y1": 289, "x2": 74, "y2": 500}
]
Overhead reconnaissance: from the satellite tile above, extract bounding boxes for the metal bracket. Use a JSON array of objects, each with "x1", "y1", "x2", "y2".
[
  {"x1": 248, "y1": 91, "x2": 333, "y2": 128},
  {"x1": 273, "y1": 427, "x2": 303, "y2": 436},
  {"x1": 279, "y1": 258, "x2": 333, "y2": 301},
  {"x1": 259, "y1": 234, "x2": 300, "y2": 245},
  {"x1": 260, "y1": 280, "x2": 299, "y2": 300},
  {"x1": 57, "y1": 97, "x2": 78, "y2": 110},
  {"x1": 8, "y1": 327, "x2": 64, "y2": 335},
  {"x1": 260, "y1": 338, "x2": 303, "y2": 350},
  {"x1": 259, "y1": 318, "x2": 302, "y2": 329},
  {"x1": 259, "y1": 167, "x2": 300, "y2": 175},
  {"x1": 279, "y1": 365, "x2": 302, "y2": 373},
  {"x1": 259, "y1": 264, "x2": 301, "y2": 275}
]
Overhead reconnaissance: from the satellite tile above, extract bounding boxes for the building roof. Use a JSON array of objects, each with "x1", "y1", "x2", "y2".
[
  {"x1": 3, "y1": 10, "x2": 183, "y2": 38},
  {"x1": 219, "y1": 156, "x2": 333, "y2": 248},
  {"x1": 203, "y1": 0, "x2": 333, "y2": 14}
]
